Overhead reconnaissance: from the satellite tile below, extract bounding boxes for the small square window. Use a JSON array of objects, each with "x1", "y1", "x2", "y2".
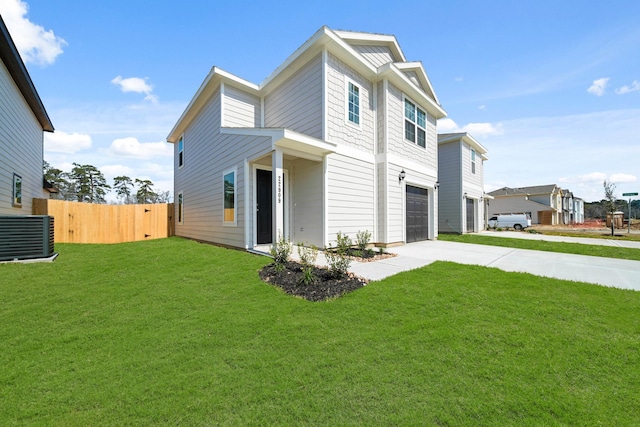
[{"x1": 13, "y1": 173, "x2": 22, "y2": 207}]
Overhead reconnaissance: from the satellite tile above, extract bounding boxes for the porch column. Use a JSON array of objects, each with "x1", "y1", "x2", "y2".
[{"x1": 272, "y1": 149, "x2": 285, "y2": 241}]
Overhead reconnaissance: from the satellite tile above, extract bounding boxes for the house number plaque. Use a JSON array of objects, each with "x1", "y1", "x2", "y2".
[{"x1": 277, "y1": 175, "x2": 282, "y2": 204}]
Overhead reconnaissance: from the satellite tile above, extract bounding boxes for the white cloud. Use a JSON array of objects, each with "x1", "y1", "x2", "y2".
[
  {"x1": 107, "y1": 137, "x2": 172, "y2": 159},
  {"x1": 436, "y1": 118, "x2": 459, "y2": 133},
  {"x1": 478, "y1": 105, "x2": 486, "y2": 110},
  {"x1": 111, "y1": 76, "x2": 158, "y2": 103},
  {"x1": 461, "y1": 122, "x2": 504, "y2": 137},
  {"x1": 577, "y1": 172, "x2": 607, "y2": 183},
  {"x1": 44, "y1": 131, "x2": 92, "y2": 154},
  {"x1": 615, "y1": 80, "x2": 640, "y2": 95},
  {"x1": 610, "y1": 173, "x2": 637, "y2": 183},
  {"x1": 587, "y1": 77, "x2": 609, "y2": 96},
  {"x1": 0, "y1": 0, "x2": 66, "y2": 65}
]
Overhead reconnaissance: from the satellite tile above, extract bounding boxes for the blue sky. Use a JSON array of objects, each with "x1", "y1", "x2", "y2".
[{"x1": 2, "y1": 0, "x2": 639, "y2": 202}]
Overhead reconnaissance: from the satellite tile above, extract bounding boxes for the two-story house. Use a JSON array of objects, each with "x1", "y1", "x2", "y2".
[
  {"x1": 487, "y1": 184, "x2": 564, "y2": 225},
  {"x1": 167, "y1": 27, "x2": 446, "y2": 250},
  {"x1": 437, "y1": 133, "x2": 489, "y2": 233},
  {"x1": 1, "y1": 16, "x2": 54, "y2": 216}
]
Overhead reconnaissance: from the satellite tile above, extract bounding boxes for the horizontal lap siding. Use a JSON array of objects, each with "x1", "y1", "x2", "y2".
[
  {"x1": 175, "y1": 88, "x2": 271, "y2": 248},
  {"x1": 223, "y1": 85, "x2": 260, "y2": 127},
  {"x1": 264, "y1": 55, "x2": 322, "y2": 138},
  {"x1": 352, "y1": 45, "x2": 394, "y2": 67},
  {"x1": 0, "y1": 60, "x2": 45, "y2": 215},
  {"x1": 386, "y1": 163, "x2": 405, "y2": 243},
  {"x1": 326, "y1": 53, "x2": 375, "y2": 154},
  {"x1": 326, "y1": 154, "x2": 374, "y2": 244},
  {"x1": 377, "y1": 163, "x2": 385, "y2": 243},
  {"x1": 462, "y1": 143, "x2": 482, "y2": 189},
  {"x1": 292, "y1": 159, "x2": 323, "y2": 247},
  {"x1": 438, "y1": 142, "x2": 462, "y2": 233}
]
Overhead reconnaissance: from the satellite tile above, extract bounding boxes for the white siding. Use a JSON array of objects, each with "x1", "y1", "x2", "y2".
[
  {"x1": 264, "y1": 55, "x2": 323, "y2": 138},
  {"x1": 0, "y1": 59, "x2": 45, "y2": 215},
  {"x1": 402, "y1": 70, "x2": 424, "y2": 91},
  {"x1": 326, "y1": 153, "x2": 375, "y2": 244},
  {"x1": 386, "y1": 83, "x2": 437, "y2": 171},
  {"x1": 461, "y1": 143, "x2": 482, "y2": 189},
  {"x1": 376, "y1": 81, "x2": 385, "y2": 154},
  {"x1": 386, "y1": 163, "x2": 405, "y2": 243},
  {"x1": 376, "y1": 162, "x2": 386, "y2": 244},
  {"x1": 489, "y1": 197, "x2": 551, "y2": 225},
  {"x1": 223, "y1": 85, "x2": 260, "y2": 127},
  {"x1": 326, "y1": 53, "x2": 375, "y2": 154},
  {"x1": 291, "y1": 158, "x2": 323, "y2": 247},
  {"x1": 352, "y1": 45, "x2": 394, "y2": 67},
  {"x1": 174, "y1": 86, "x2": 272, "y2": 248},
  {"x1": 437, "y1": 142, "x2": 462, "y2": 233}
]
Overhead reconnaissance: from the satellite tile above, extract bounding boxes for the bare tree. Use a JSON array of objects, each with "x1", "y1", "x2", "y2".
[{"x1": 603, "y1": 180, "x2": 617, "y2": 235}]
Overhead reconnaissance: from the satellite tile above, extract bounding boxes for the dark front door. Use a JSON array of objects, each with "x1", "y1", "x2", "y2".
[
  {"x1": 406, "y1": 185, "x2": 429, "y2": 243},
  {"x1": 466, "y1": 198, "x2": 475, "y2": 233},
  {"x1": 256, "y1": 169, "x2": 272, "y2": 244}
]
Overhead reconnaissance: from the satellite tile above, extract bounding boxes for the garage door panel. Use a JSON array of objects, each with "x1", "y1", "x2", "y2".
[{"x1": 406, "y1": 185, "x2": 429, "y2": 243}]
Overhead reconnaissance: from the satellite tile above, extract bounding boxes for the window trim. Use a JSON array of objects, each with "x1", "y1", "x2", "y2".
[
  {"x1": 178, "y1": 135, "x2": 184, "y2": 168},
  {"x1": 403, "y1": 96, "x2": 427, "y2": 149},
  {"x1": 345, "y1": 79, "x2": 361, "y2": 128},
  {"x1": 12, "y1": 173, "x2": 22, "y2": 208},
  {"x1": 223, "y1": 167, "x2": 237, "y2": 226},
  {"x1": 177, "y1": 192, "x2": 184, "y2": 224}
]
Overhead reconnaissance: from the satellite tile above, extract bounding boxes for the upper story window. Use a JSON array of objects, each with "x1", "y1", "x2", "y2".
[
  {"x1": 178, "y1": 136, "x2": 184, "y2": 168},
  {"x1": 471, "y1": 149, "x2": 476, "y2": 174},
  {"x1": 404, "y1": 98, "x2": 426, "y2": 148},
  {"x1": 347, "y1": 81, "x2": 360, "y2": 125}
]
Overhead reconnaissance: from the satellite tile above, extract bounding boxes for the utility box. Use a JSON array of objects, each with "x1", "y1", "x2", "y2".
[{"x1": 606, "y1": 212, "x2": 624, "y2": 229}]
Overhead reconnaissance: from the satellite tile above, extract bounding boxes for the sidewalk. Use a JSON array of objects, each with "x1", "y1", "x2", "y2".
[{"x1": 478, "y1": 230, "x2": 640, "y2": 249}]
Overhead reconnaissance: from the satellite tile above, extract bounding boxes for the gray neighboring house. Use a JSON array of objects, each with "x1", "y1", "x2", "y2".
[
  {"x1": 167, "y1": 26, "x2": 447, "y2": 250},
  {"x1": 437, "y1": 132, "x2": 489, "y2": 233},
  {"x1": 0, "y1": 16, "x2": 54, "y2": 216},
  {"x1": 488, "y1": 184, "x2": 568, "y2": 225}
]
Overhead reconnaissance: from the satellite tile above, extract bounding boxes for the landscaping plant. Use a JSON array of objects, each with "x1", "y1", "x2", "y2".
[
  {"x1": 270, "y1": 233, "x2": 291, "y2": 272},
  {"x1": 325, "y1": 231, "x2": 351, "y2": 278},
  {"x1": 297, "y1": 243, "x2": 318, "y2": 285},
  {"x1": 356, "y1": 229, "x2": 373, "y2": 257}
]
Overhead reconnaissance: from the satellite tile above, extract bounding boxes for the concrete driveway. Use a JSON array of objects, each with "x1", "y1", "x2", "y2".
[{"x1": 348, "y1": 240, "x2": 640, "y2": 291}]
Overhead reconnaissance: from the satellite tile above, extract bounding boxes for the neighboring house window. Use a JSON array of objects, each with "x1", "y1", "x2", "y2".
[
  {"x1": 471, "y1": 149, "x2": 476, "y2": 174},
  {"x1": 178, "y1": 136, "x2": 184, "y2": 168},
  {"x1": 177, "y1": 192, "x2": 183, "y2": 224},
  {"x1": 347, "y1": 81, "x2": 360, "y2": 125},
  {"x1": 404, "y1": 98, "x2": 426, "y2": 148},
  {"x1": 13, "y1": 173, "x2": 22, "y2": 207},
  {"x1": 223, "y1": 169, "x2": 236, "y2": 224}
]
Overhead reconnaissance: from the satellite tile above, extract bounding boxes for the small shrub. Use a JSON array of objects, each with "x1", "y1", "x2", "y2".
[
  {"x1": 270, "y1": 233, "x2": 291, "y2": 272},
  {"x1": 378, "y1": 247, "x2": 385, "y2": 254},
  {"x1": 356, "y1": 230, "x2": 371, "y2": 252},
  {"x1": 326, "y1": 232, "x2": 351, "y2": 278},
  {"x1": 297, "y1": 244, "x2": 318, "y2": 285}
]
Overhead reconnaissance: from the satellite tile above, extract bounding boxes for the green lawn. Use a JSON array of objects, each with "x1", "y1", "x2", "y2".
[
  {"x1": 1, "y1": 237, "x2": 639, "y2": 425},
  {"x1": 439, "y1": 233, "x2": 640, "y2": 261}
]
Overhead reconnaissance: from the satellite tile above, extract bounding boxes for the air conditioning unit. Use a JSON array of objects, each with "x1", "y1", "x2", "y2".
[{"x1": 0, "y1": 215, "x2": 56, "y2": 261}]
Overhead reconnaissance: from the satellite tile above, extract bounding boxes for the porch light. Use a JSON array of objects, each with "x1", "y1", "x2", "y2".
[
  {"x1": 464, "y1": 192, "x2": 468, "y2": 199},
  {"x1": 399, "y1": 169, "x2": 406, "y2": 182},
  {"x1": 435, "y1": 181, "x2": 440, "y2": 190}
]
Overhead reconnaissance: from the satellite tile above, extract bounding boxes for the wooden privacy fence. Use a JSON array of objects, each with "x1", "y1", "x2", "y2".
[{"x1": 33, "y1": 199, "x2": 175, "y2": 244}]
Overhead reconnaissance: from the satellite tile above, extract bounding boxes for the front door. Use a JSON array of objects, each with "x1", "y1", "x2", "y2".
[
  {"x1": 466, "y1": 198, "x2": 475, "y2": 233},
  {"x1": 256, "y1": 169, "x2": 272, "y2": 244}
]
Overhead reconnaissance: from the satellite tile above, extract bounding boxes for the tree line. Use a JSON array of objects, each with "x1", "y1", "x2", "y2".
[{"x1": 44, "y1": 161, "x2": 171, "y2": 204}]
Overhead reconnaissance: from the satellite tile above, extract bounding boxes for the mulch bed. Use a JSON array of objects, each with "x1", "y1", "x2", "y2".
[{"x1": 259, "y1": 261, "x2": 367, "y2": 302}]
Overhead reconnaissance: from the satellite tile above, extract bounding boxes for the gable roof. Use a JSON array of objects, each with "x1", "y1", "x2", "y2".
[
  {"x1": 0, "y1": 16, "x2": 53, "y2": 132},
  {"x1": 438, "y1": 132, "x2": 489, "y2": 160},
  {"x1": 488, "y1": 184, "x2": 560, "y2": 197},
  {"x1": 168, "y1": 26, "x2": 446, "y2": 142}
]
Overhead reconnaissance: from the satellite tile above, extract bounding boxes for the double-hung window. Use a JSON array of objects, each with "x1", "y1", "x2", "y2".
[
  {"x1": 178, "y1": 136, "x2": 184, "y2": 168},
  {"x1": 223, "y1": 169, "x2": 236, "y2": 225},
  {"x1": 347, "y1": 81, "x2": 360, "y2": 125},
  {"x1": 471, "y1": 149, "x2": 476, "y2": 174},
  {"x1": 404, "y1": 98, "x2": 427, "y2": 148}
]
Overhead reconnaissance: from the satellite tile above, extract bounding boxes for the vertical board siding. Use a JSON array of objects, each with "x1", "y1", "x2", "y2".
[
  {"x1": 437, "y1": 142, "x2": 462, "y2": 233},
  {"x1": 264, "y1": 55, "x2": 323, "y2": 138},
  {"x1": 223, "y1": 85, "x2": 261, "y2": 127},
  {"x1": 386, "y1": 83, "x2": 437, "y2": 171},
  {"x1": 326, "y1": 53, "x2": 375, "y2": 154},
  {"x1": 352, "y1": 45, "x2": 395, "y2": 67},
  {"x1": 0, "y1": 60, "x2": 45, "y2": 215},
  {"x1": 291, "y1": 158, "x2": 324, "y2": 247},
  {"x1": 326, "y1": 154, "x2": 375, "y2": 244}
]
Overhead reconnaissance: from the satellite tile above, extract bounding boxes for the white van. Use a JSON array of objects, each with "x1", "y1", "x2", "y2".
[{"x1": 488, "y1": 214, "x2": 531, "y2": 230}]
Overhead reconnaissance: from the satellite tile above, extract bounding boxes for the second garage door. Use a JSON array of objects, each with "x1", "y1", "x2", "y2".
[{"x1": 406, "y1": 185, "x2": 429, "y2": 243}]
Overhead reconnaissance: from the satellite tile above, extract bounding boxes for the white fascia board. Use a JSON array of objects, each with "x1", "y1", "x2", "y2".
[
  {"x1": 221, "y1": 127, "x2": 337, "y2": 157},
  {"x1": 394, "y1": 62, "x2": 440, "y2": 105},
  {"x1": 167, "y1": 67, "x2": 259, "y2": 142},
  {"x1": 332, "y1": 30, "x2": 406, "y2": 62},
  {"x1": 378, "y1": 63, "x2": 447, "y2": 119}
]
